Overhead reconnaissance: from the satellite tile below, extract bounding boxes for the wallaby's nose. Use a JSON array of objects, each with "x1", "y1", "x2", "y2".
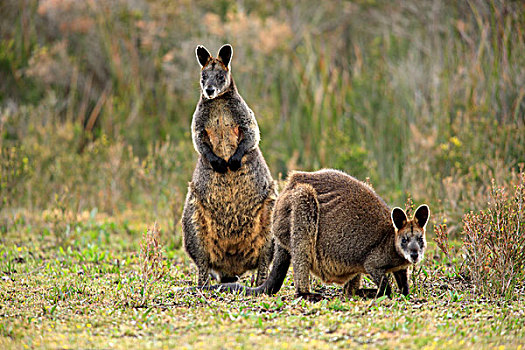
[
  {"x1": 410, "y1": 251, "x2": 418, "y2": 262},
  {"x1": 205, "y1": 87, "x2": 215, "y2": 96}
]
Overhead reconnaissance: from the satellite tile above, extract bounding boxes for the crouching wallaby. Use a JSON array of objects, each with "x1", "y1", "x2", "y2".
[
  {"x1": 211, "y1": 169, "x2": 430, "y2": 300},
  {"x1": 181, "y1": 44, "x2": 277, "y2": 286}
]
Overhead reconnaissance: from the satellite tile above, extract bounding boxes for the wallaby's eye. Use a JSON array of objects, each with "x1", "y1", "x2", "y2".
[
  {"x1": 218, "y1": 76, "x2": 225, "y2": 84},
  {"x1": 401, "y1": 237, "x2": 408, "y2": 245},
  {"x1": 418, "y1": 236, "x2": 424, "y2": 245}
]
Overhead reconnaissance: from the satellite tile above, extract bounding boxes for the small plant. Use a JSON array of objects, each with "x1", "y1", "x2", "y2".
[
  {"x1": 404, "y1": 194, "x2": 415, "y2": 217},
  {"x1": 139, "y1": 222, "x2": 167, "y2": 306},
  {"x1": 410, "y1": 264, "x2": 429, "y2": 298},
  {"x1": 0, "y1": 145, "x2": 32, "y2": 207},
  {"x1": 462, "y1": 173, "x2": 525, "y2": 299},
  {"x1": 43, "y1": 190, "x2": 79, "y2": 247},
  {"x1": 434, "y1": 221, "x2": 450, "y2": 258}
]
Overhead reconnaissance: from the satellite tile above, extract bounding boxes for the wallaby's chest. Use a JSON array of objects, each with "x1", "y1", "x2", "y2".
[{"x1": 204, "y1": 103, "x2": 240, "y2": 159}]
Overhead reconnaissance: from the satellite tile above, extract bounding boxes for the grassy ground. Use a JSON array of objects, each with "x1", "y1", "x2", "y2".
[{"x1": 1, "y1": 215, "x2": 524, "y2": 349}]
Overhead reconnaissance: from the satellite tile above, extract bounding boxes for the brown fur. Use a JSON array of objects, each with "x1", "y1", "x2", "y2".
[
  {"x1": 189, "y1": 178, "x2": 275, "y2": 278},
  {"x1": 204, "y1": 99, "x2": 241, "y2": 160},
  {"x1": 273, "y1": 169, "x2": 429, "y2": 299},
  {"x1": 182, "y1": 44, "x2": 276, "y2": 286},
  {"x1": 209, "y1": 169, "x2": 429, "y2": 299}
]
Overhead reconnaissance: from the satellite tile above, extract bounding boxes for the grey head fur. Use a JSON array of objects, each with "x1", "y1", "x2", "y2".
[
  {"x1": 195, "y1": 44, "x2": 233, "y2": 99},
  {"x1": 391, "y1": 205, "x2": 429, "y2": 264}
]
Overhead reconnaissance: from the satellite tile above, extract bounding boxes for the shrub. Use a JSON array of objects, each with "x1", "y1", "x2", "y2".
[
  {"x1": 462, "y1": 173, "x2": 525, "y2": 299},
  {"x1": 433, "y1": 221, "x2": 450, "y2": 258}
]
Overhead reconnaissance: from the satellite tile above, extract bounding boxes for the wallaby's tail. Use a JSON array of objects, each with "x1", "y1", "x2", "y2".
[
  {"x1": 185, "y1": 245, "x2": 291, "y2": 296},
  {"x1": 255, "y1": 245, "x2": 291, "y2": 295}
]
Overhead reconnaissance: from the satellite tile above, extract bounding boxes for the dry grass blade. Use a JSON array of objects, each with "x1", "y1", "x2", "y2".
[{"x1": 139, "y1": 222, "x2": 167, "y2": 306}]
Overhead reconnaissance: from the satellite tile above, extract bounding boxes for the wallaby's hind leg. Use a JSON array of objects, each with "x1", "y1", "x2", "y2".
[
  {"x1": 289, "y1": 184, "x2": 320, "y2": 299},
  {"x1": 393, "y1": 268, "x2": 409, "y2": 296},
  {"x1": 343, "y1": 274, "x2": 362, "y2": 297},
  {"x1": 182, "y1": 191, "x2": 211, "y2": 286}
]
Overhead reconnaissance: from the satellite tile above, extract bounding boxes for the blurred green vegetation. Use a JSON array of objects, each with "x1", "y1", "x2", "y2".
[{"x1": 0, "y1": 0, "x2": 523, "y2": 236}]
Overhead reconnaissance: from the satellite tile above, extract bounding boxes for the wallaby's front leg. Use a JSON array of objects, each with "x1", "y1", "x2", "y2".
[
  {"x1": 199, "y1": 131, "x2": 228, "y2": 173},
  {"x1": 393, "y1": 268, "x2": 409, "y2": 296},
  {"x1": 193, "y1": 125, "x2": 228, "y2": 173},
  {"x1": 364, "y1": 262, "x2": 392, "y2": 297},
  {"x1": 228, "y1": 108, "x2": 260, "y2": 171},
  {"x1": 228, "y1": 136, "x2": 248, "y2": 171}
]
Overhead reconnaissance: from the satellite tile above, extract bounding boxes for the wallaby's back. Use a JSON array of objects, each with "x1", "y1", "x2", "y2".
[{"x1": 282, "y1": 169, "x2": 393, "y2": 265}]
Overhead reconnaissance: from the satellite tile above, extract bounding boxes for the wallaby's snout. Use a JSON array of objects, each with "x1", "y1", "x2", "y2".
[
  {"x1": 205, "y1": 87, "x2": 216, "y2": 99},
  {"x1": 409, "y1": 243, "x2": 420, "y2": 263}
]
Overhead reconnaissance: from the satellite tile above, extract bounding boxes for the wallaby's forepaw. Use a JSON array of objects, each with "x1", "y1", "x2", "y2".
[
  {"x1": 210, "y1": 157, "x2": 228, "y2": 173},
  {"x1": 228, "y1": 154, "x2": 242, "y2": 171},
  {"x1": 297, "y1": 292, "x2": 324, "y2": 302}
]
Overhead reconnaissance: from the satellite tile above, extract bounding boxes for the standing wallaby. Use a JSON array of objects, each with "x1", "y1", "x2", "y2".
[
  {"x1": 210, "y1": 169, "x2": 430, "y2": 300},
  {"x1": 181, "y1": 44, "x2": 277, "y2": 286}
]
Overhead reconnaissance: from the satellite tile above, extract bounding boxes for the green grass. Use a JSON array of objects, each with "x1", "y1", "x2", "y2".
[{"x1": 1, "y1": 216, "x2": 524, "y2": 349}]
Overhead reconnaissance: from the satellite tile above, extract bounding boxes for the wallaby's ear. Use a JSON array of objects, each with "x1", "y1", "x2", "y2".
[
  {"x1": 391, "y1": 207, "x2": 408, "y2": 231},
  {"x1": 217, "y1": 44, "x2": 233, "y2": 68},
  {"x1": 196, "y1": 45, "x2": 211, "y2": 67},
  {"x1": 414, "y1": 204, "x2": 430, "y2": 228}
]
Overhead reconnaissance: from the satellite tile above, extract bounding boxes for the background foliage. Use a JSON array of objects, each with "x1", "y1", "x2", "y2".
[{"x1": 1, "y1": 0, "x2": 523, "y2": 235}]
